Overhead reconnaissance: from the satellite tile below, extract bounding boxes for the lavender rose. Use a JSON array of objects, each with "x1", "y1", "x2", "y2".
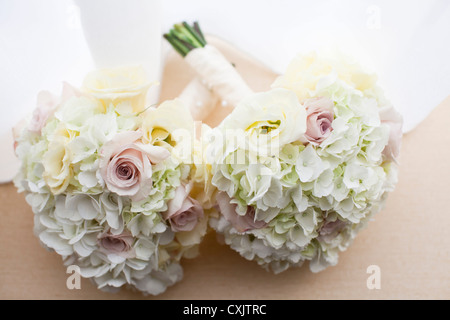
[
  {"x1": 100, "y1": 131, "x2": 170, "y2": 201},
  {"x1": 303, "y1": 97, "x2": 334, "y2": 145},
  {"x1": 98, "y1": 230, "x2": 135, "y2": 259},
  {"x1": 318, "y1": 219, "x2": 347, "y2": 243},
  {"x1": 163, "y1": 183, "x2": 204, "y2": 232},
  {"x1": 216, "y1": 192, "x2": 267, "y2": 233}
]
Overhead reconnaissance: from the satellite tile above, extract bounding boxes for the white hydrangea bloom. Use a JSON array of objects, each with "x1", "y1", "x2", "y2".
[{"x1": 295, "y1": 145, "x2": 329, "y2": 183}]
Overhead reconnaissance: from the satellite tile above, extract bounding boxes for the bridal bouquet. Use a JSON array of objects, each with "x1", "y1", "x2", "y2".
[
  {"x1": 13, "y1": 66, "x2": 211, "y2": 294},
  {"x1": 13, "y1": 20, "x2": 402, "y2": 295},
  {"x1": 165, "y1": 22, "x2": 402, "y2": 273}
]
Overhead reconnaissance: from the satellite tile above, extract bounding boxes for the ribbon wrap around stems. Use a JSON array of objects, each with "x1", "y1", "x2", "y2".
[
  {"x1": 178, "y1": 77, "x2": 219, "y2": 121},
  {"x1": 182, "y1": 45, "x2": 254, "y2": 117}
]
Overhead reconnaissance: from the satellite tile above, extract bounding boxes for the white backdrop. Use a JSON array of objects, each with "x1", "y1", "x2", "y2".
[{"x1": 1, "y1": 0, "x2": 449, "y2": 182}]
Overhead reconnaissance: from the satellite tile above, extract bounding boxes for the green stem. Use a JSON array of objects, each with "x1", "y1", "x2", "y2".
[
  {"x1": 174, "y1": 24, "x2": 202, "y2": 48},
  {"x1": 193, "y1": 21, "x2": 206, "y2": 44},
  {"x1": 182, "y1": 22, "x2": 206, "y2": 47},
  {"x1": 163, "y1": 33, "x2": 189, "y2": 57},
  {"x1": 163, "y1": 21, "x2": 207, "y2": 57}
]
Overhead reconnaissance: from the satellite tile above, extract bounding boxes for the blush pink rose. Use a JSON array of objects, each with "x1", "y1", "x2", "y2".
[
  {"x1": 379, "y1": 105, "x2": 403, "y2": 162},
  {"x1": 318, "y1": 219, "x2": 347, "y2": 243},
  {"x1": 98, "y1": 230, "x2": 135, "y2": 258},
  {"x1": 163, "y1": 183, "x2": 204, "y2": 232},
  {"x1": 100, "y1": 131, "x2": 170, "y2": 201},
  {"x1": 303, "y1": 97, "x2": 335, "y2": 145},
  {"x1": 216, "y1": 192, "x2": 267, "y2": 233},
  {"x1": 28, "y1": 82, "x2": 81, "y2": 134}
]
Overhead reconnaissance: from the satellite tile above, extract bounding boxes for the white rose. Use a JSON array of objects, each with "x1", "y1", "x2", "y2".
[
  {"x1": 83, "y1": 65, "x2": 154, "y2": 114},
  {"x1": 272, "y1": 52, "x2": 378, "y2": 101},
  {"x1": 219, "y1": 88, "x2": 307, "y2": 158},
  {"x1": 42, "y1": 125, "x2": 75, "y2": 195},
  {"x1": 141, "y1": 99, "x2": 194, "y2": 142}
]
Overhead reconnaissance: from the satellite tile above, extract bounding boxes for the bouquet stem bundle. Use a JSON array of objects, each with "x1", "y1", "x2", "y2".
[{"x1": 164, "y1": 22, "x2": 253, "y2": 120}]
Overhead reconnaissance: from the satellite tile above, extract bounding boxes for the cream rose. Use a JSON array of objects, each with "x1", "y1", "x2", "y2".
[
  {"x1": 141, "y1": 99, "x2": 194, "y2": 145},
  {"x1": 141, "y1": 99, "x2": 198, "y2": 165},
  {"x1": 219, "y1": 88, "x2": 307, "y2": 158},
  {"x1": 83, "y1": 66, "x2": 153, "y2": 114},
  {"x1": 272, "y1": 52, "x2": 378, "y2": 101},
  {"x1": 42, "y1": 126, "x2": 76, "y2": 195},
  {"x1": 191, "y1": 124, "x2": 215, "y2": 209},
  {"x1": 99, "y1": 131, "x2": 170, "y2": 201}
]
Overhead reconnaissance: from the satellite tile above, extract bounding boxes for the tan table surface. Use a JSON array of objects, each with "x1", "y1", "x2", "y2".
[{"x1": 0, "y1": 38, "x2": 449, "y2": 300}]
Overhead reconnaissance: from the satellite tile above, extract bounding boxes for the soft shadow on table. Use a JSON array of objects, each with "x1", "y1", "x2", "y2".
[{"x1": 0, "y1": 38, "x2": 449, "y2": 299}]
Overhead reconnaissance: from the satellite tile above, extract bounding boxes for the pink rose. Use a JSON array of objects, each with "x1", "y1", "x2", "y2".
[
  {"x1": 98, "y1": 230, "x2": 135, "y2": 258},
  {"x1": 303, "y1": 97, "x2": 335, "y2": 145},
  {"x1": 380, "y1": 105, "x2": 403, "y2": 162},
  {"x1": 163, "y1": 183, "x2": 204, "y2": 232},
  {"x1": 318, "y1": 219, "x2": 347, "y2": 243},
  {"x1": 100, "y1": 131, "x2": 170, "y2": 201},
  {"x1": 216, "y1": 192, "x2": 267, "y2": 233},
  {"x1": 28, "y1": 82, "x2": 81, "y2": 134}
]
